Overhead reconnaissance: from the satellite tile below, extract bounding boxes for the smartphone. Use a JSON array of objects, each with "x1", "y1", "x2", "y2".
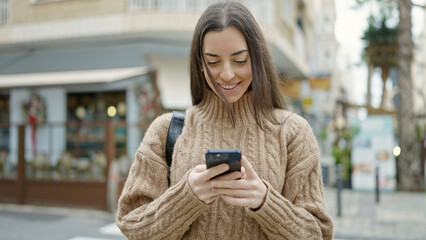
[{"x1": 205, "y1": 149, "x2": 241, "y2": 177}]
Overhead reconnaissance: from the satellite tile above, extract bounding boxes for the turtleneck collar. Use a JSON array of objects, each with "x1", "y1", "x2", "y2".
[{"x1": 194, "y1": 90, "x2": 257, "y2": 127}]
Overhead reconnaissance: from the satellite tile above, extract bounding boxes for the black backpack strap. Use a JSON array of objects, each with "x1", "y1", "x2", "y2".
[{"x1": 165, "y1": 111, "x2": 185, "y2": 184}]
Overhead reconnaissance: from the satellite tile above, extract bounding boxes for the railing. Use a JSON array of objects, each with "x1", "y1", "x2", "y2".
[
  {"x1": 127, "y1": 0, "x2": 275, "y2": 24},
  {"x1": 0, "y1": 0, "x2": 9, "y2": 25},
  {"x1": 127, "y1": 0, "x2": 214, "y2": 12}
]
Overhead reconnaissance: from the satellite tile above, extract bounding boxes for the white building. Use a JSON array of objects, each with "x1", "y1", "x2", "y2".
[{"x1": 304, "y1": 0, "x2": 340, "y2": 184}]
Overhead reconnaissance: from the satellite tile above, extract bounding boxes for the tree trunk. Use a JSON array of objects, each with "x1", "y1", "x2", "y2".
[
  {"x1": 380, "y1": 66, "x2": 389, "y2": 109},
  {"x1": 366, "y1": 64, "x2": 374, "y2": 107},
  {"x1": 397, "y1": 0, "x2": 425, "y2": 191}
]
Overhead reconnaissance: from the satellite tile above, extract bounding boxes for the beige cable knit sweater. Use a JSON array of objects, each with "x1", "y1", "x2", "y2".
[{"x1": 116, "y1": 91, "x2": 333, "y2": 239}]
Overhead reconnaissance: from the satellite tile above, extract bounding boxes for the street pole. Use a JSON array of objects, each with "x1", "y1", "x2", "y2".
[
  {"x1": 375, "y1": 165, "x2": 380, "y2": 203},
  {"x1": 336, "y1": 163, "x2": 342, "y2": 217}
]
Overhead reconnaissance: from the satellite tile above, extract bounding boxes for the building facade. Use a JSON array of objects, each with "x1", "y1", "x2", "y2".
[
  {"x1": 302, "y1": 0, "x2": 339, "y2": 184},
  {"x1": 0, "y1": 0, "x2": 334, "y2": 207}
]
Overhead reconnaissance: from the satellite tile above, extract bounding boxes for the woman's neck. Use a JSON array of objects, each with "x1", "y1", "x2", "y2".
[{"x1": 195, "y1": 90, "x2": 257, "y2": 127}]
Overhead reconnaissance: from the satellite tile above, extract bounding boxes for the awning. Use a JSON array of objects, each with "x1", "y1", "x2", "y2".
[
  {"x1": 0, "y1": 67, "x2": 152, "y2": 88},
  {"x1": 309, "y1": 76, "x2": 331, "y2": 90}
]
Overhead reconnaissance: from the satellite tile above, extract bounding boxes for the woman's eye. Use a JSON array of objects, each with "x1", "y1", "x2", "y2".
[
  {"x1": 235, "y1": 60, "x2": 248, "y2": 64},
  {"x1": 207, "y1": 61, "x2": 219, "y2": 65}
]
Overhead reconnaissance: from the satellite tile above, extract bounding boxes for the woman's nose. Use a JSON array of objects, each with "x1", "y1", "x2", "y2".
[{"x1": 220, "y1": 64, "x2": 235, "y2": 81}]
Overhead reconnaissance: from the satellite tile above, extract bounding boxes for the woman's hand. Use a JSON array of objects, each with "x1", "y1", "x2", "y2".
[
  {"x1": 210, "y1": 156, "x2": 267, "y2": 209},
  {"x1": 188, "y1": 163, "x2": 242, "y2": 204}
]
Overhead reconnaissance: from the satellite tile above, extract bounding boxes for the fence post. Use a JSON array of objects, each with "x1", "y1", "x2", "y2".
[
  {"x1": 105, "y1": 121, "x2": 116, "y2": 211},
  {"x1": 17, "y1": 124, "x2": 26, "y2": 204}
]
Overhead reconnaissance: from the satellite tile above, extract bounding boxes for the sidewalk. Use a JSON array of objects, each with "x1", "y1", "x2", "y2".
[
  {"x1": 0, "y1": 203, "x2": 125, "y2": 240},
  {"x1": 323, "y1": 187, "x2": 426, "y2": 240},
  {"x1": 1, "y1": 188, "x2": 425, "y2": 240}
]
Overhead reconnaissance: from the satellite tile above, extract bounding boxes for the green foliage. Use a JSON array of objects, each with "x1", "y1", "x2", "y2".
[
  {"x1": 355, "y1": 0, "x2": 399, "y2": 68},
  {"x1": 354, "y1": 0, "x2": 397, "y2": 20},
  {"x1": 362, "y1": 15, "x2": 397, "y2": 45},
  {"x1": 332, "y1": 146, "x2": 351, "y2": 179},
  {"x1": 362, "y1": 15, "x2": 398, "y2": 68},
  {"x1": 416, "y1": 123, "x2": 426, "y2": 140},
  {"x1": 318, "y1": 128, "x2": 328, "y2": 142},
  {"x1": 333, "y1": 128, "x2": 359, "y2": 180}
]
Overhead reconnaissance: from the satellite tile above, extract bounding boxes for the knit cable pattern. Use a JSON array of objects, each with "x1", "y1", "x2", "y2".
[{"x1": 116, "y1": 91, "x2": 333, "y2": 239}]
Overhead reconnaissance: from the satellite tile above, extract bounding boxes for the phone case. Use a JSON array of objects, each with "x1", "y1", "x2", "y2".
[{"x1": 205, "y1": 149, "x2": 241, "y2": 175}]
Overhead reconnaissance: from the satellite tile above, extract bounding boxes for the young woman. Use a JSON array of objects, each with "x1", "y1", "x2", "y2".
[{"x1": 116, "y1": 2, "x2": 333, "y2": 239}]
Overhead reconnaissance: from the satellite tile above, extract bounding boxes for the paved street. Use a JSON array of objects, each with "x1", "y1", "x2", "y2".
[
  {"x1": 1, "y1": 187, "x2": 426, "y2": 240},
  {"x1": 324, "y1": 187, "x2": 426, "y2": 240},
  {"x1": 0, "y1": 204, "x2": 125, "y2": 240}
]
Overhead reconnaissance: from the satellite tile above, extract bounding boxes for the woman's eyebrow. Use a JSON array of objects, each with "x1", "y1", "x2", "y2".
[
  {"x1": 231, "y1": 49, "x2": 248, "y2": 56},
  {"x1": 203, "y1": 49, "x2": 248, "y2": 57},
  {"x1": 204, "y1": 52, "x2": 220, "y2": 57}
]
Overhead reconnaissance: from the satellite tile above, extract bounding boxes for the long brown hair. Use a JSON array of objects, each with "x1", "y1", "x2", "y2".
[{"x1": 190, "y1": 1, "x2": 286, "y2": 129}]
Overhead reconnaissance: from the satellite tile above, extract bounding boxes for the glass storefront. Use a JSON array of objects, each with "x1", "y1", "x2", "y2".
[
  {"x1": 58, "y1": 91, "x2": 128, "y2": 180},
  {"x1": 67, "y1": 91, "x2": 126, "y2": 121},
  {"x1": 1, "y1": 73, "x2": 161, "y2": 181}
]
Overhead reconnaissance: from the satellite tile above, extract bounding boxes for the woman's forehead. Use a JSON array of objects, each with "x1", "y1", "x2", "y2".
[{"x1": 202, "y1": 26, "x2": 248, "y2": 54}]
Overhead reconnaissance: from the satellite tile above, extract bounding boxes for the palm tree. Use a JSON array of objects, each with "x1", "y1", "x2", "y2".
[
  {"x1": 357, "y1": 0, "x2": 425, "y2": 191},
  {"x1": 362, "y1": 15, "x2": 397, "y2": 109}
]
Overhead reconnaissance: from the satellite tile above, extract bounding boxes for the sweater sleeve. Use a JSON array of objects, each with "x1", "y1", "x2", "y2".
[
  {"x1": 115, "y1": 113, "x2": 208, "y2": 240},
  {"x1": 248, "y1": 119, "x2": 334, "y2": 240}
]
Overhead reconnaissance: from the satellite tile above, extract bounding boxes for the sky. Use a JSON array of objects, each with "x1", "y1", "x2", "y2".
[{"x1": 334, "y1": 0, "x2": 425, "y2": 107}]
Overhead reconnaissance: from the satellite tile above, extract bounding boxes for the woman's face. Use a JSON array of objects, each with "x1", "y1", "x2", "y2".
[{"x1": 202, "y1": 26, "x2": 252, "y2": 104}]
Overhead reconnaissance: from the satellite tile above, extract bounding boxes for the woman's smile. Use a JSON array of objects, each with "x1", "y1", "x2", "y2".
[{"x1": 218, "y1": 82, "x2": 240, "y2": 91}]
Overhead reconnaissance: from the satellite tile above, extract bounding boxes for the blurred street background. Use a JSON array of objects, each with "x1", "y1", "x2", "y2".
[{"x1": 0, "y1": 0, "x2": 425, "y2": 239}]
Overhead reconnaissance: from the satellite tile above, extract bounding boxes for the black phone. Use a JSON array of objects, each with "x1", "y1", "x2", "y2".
[{"x1": 205, "y1": 149, "x2": 241, "y2": 177}]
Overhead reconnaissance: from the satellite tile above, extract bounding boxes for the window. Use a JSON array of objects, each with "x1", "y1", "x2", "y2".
[
  {"x1": 0, "y1": 0, "x2": 9, "y2": 25},
  {"x1": 321, "y1": 46, "x2": 334, "y2": 69},
  {"x1": 297, "y1": 16, "x2": 303, "y2": 30},
  {"x1": 281, "y1": 0, "x2": 293, "y2": 24},
  {"x1": 66, "y1": 91, "x2": 127, "y2": 158},
  {"x1": 322, "y1": 16, "x2": 333, "y2": 33},
  {"x1": 67, "y1": 91, "x2": 126, "y2": 121},
  {"x1": 187, "y1": 0, "x2": 200, "y2": 11}
]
